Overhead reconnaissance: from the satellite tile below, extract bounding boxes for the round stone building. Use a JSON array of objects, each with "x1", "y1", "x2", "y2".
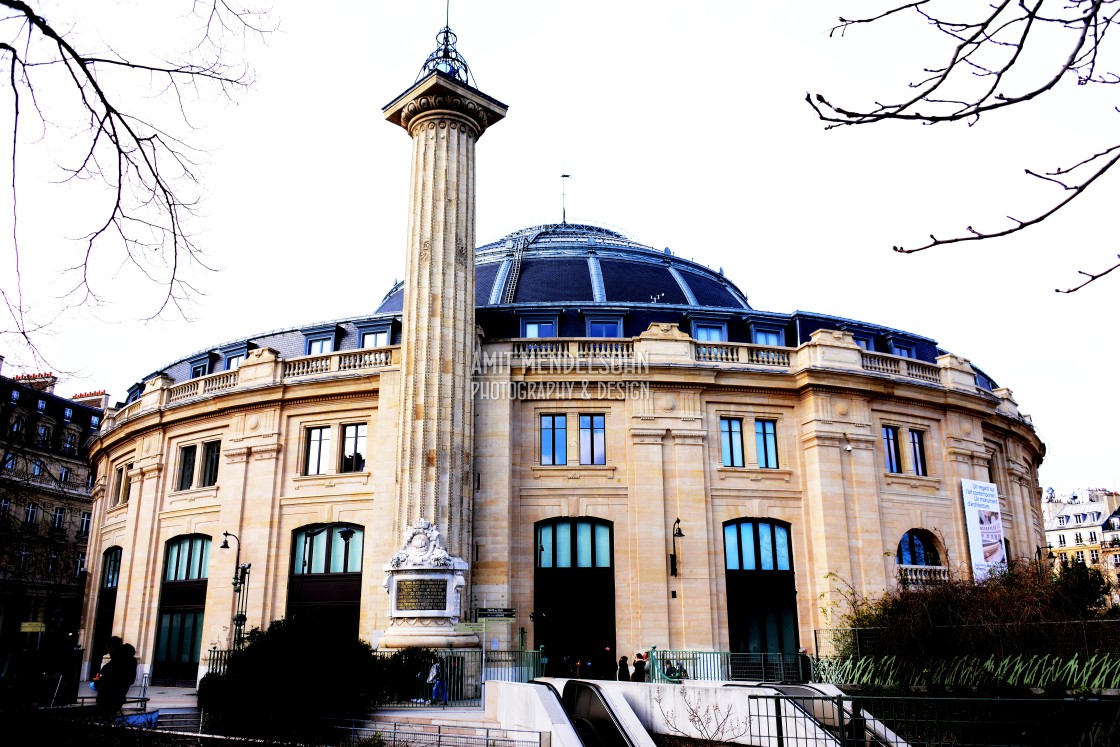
[{"x1": 81, "y1": 220, "x2": 1045, "y2": 684}]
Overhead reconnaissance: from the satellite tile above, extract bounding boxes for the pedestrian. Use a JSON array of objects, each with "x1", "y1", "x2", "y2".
[
  {"x1": 631, "y1": 653, "x2": 646, "y2": 683},
  {"x1": 427, "y1": 658, "x2": 446, "y2": 704},
  {"x1": 616, "y1": 655, "x2": 629, "y2": 681},
  {"x1": 95, "y1": 641, "x2": 137, "y2": 719}
]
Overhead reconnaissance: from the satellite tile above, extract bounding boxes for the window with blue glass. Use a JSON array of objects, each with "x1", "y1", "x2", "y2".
[
  {"x1": 586, "y1": 318, "x2": 622, "y2": 337},
  {"x1": 291, "y1": 524, "x2": 363, "y2": 575},
  {"x1": 719, "y1": 417, "x2": 744, "y2": 467},
  {"x1": 723, "y1": 518, "x2": 798, "y2": 655},
  {"x1": 523, "y1": 318, "x2": 557, "y2": 338},
  {"x1": 540, "y1": 414, "x2": 567, "y2": 465},
  {"x1": 579, "y1": 414, "x2": 606, "y2": 465},
  {"x1": 897, "y1": 529, "x2": 941, "y2": 566},
  {"x1": 536, "y1": 518, "x2": 612, "y2": 569},
  {"x1": 693, "y1": 322, "x2": 726, "y2": 342},
  {"x1": 755, "y1": 420, "x2": 779, "y2": 469},
  {"x1": 882, "y1": 425, "x2": 902, "y2": 473},
  {"x1": 909, "y1": 430, "x2": 928, "y2": 477},
  {"x1": 751, "y1": 326, "x2": 784, "y2": 346},
  {"x1": 163, "y1": 535, "x2": 210, "y2": 582}
]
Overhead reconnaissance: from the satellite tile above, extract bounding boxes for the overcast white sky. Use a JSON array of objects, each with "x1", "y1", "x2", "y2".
[{"x1": 1, "y1": 1, "x2": 1115, "y2": 492}]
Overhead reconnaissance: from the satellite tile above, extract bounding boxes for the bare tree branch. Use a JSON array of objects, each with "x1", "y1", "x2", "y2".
[
  {"x1": 0, "y1": 0, "x2": 272, "y2": 363},
  {"x1": 810, "y1": 0, "x2": 1120, "y2": 292}
]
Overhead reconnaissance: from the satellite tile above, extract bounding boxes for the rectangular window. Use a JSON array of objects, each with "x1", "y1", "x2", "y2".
[
  {"x1": 694, "y1": 323, "x2": 725, "y2": 342},
  {"x1": 200, "y1": 441, "x2": 221, "y2": 486},
  {"x1": 77, "y1": 552, "x2": 87, "y2": 576},
  {"x1": 524, "y1": 321, "x2": 555, "y2": 338},
  {"x1": 0, "y1": 496, "x2": 9, "y2": 516},
  {"x1": 225, "y1": 354, "x2": 244, "y2": 370},
  {"x1": 63, "y1": 432, "x2": 78, "y2": 454},
  {"x1": 540, "y1": 414, "x2": 567, "y2": 466},
  {"x1": 59, "y1": 465, "x2": 72, "y2": 483},
  {"x1": 79, "y1": 511, "x2": 91, "y2": 536},
  {"x1": 25, "y1": 502, "x2": 38, "y2": 524},
  {"x1": 191, "y1": 363, "x2": 209, "y2": 378},
  {"x1": 752, "y1": 329, "x2": 782, "y2": 346},
  {"x1": 37, "y1": 399, "x2": 45, "y2": 412},
  {"x1": 1076, "y1": 551, "x2": 1085, "y2": 563},
  {"x1": 37, "y1": 424, "x2": 49, "y2": 446},
  {"x1": 90, "y1": 415, "x2": 100, "y2": 430},
  {"x1": 305, "y1": 426, "x2": 331, "y2": 475},
  {"x1": 340, "y1": 424, "x2": 367, "y2": 472},
  {"x1": 1090, "y1": 531, "x2": 1098, "y2": 543},
  {"x1": 9, "y1": 390, "x2": 17, "y2": 402},
  {"x1": 909, "y1": 430, "x2": 928, "y2": 476},
  {"x1": 719, "y1": 418, "x2": 744, "y2": 467},
  {"x1": 892, "y1": 344, "x2": 914, "y2": 358},
  {"x1": 31, "y1": 459, "x2": 43, "y2": 476},
  {"x1": 853, "y1": 336, "x2": 873, "y2": 351},
  {"x1": 1113, "y1": 555, "x2": 1120, "y2": 569},
  {"x1": 755, "y1": 419, "x2": 779, "y2": 469},
  {"x1": 1075, "y1": 532, "x2": 1084, "y2": 545},
  {"x1": 307, "y1": 337, "x2": 332, "y2": 355},
  {"x1": 178, "y1": 445, "x2": 197, "y2": 491},
  {"x1": 1091, "y1": 549, "x2": 1100, "y2": 564},
  {"x1": 2, "y1": 454, "x2": 13, "y2": 470},
  {"x1": 1058, "y1": 516, "x2": 1067, "y2": 526},
  {"x1": 63, "y1": 407, "x2": 72, "y2": 421},
  {"x1": 362, "y1": 330, "x2": 389, "y2": 348},
  {"x1": 1058, "y1": 534, "x2": 1067, "y2": 547},
  {"x1": 882, "y1": 425, "x2": 902, "y2": 473},
  {"x1": 53, "y1": 507, "x2": 65, "y2": 528},
  {"x1": 579, "y1": 414, "x2": 606, "y2": 465},
  {"x1": 587, "y1": 320, "x2": 621, "y2": 337}
]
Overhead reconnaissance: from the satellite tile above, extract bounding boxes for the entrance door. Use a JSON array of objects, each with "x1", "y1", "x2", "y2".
[
  {"x1": 724, "y1": 519, "x2": 799, "y2": 658},
  {"x1": 286, "y1": 524, "x2": 364, "y2": 641},
  {"x1": 89, "y1": 547, "x2": 121, "y2": 678},
  {"x1": 152, "y1": 535, "x2": 209, "y2": 685},
  {"x1": 534, "y1": 518, "x2": 615, "y2": 679}
]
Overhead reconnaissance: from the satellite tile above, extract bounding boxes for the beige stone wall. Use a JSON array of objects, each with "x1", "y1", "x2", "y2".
[{"x1": 82, "y1": 328, "x2": 1044, "y2": 680}]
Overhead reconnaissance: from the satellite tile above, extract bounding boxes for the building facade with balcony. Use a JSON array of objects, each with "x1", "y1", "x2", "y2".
[
  {"x1": 80, "y1": 222, "x2": 1046, "y2": 685},
  {"x1": 1043, "y1": 488, "x2": 1120, "y2": 600},
  {"x1": 0, "y1": 363, "x2": 106, "y2": 680}
]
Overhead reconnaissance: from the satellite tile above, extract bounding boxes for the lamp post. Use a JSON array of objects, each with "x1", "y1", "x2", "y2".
[
  {"x1": 669, "y1": 518, "x2": 685, "y2": 578},
  {"x1": 220, "y1": 532, "x2": 251, "y2": 649}
]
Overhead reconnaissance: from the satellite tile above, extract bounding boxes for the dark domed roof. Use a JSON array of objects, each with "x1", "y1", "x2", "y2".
[{"x1": 375, "y1": 223, "x2": 749, "y2": 314}]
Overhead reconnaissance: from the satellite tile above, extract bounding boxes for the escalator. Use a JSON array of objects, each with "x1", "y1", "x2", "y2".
[{"x1": 531, "y1": 680, "x2": 648, "y2": 747}]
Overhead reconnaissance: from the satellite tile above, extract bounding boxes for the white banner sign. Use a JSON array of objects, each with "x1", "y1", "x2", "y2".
[{"x1": 962, "y1": 479, "x2": 1005, "y2": 581}]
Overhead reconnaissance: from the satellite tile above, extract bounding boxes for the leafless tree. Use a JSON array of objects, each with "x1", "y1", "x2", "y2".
[
  {"x1": 808, "y1": 0, "x2": 1120, "y2": 292},
  {"x1": 0, "y1": 1, "x2": 271, "y2": 361},
  {"x1": 654, "y1": 686, "x2": 750, "y2": 747}
]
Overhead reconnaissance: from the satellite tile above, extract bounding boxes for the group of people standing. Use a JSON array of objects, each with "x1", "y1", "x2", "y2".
[
  {"x1": 93, "y1": 636, "x2": 138, "y2": 718},
  {"x1": 616, "y1": 652, "x2": 649, "y2": 682}
]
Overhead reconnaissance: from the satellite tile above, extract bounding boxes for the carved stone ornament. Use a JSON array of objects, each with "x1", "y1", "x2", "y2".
[{"x1": 388, "y1": 518, "x2": 454, "y2": 569}]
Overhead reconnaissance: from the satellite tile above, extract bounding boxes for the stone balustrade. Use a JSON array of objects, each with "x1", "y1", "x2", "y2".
[
  {"x1": 99, "y1": 346, "x2": 401, "y2": 435},
  {"x1": 897, "y1": 564, "x2": 950, "y2": 586},
  {"x1": 860, "y1": 352, "x2": 940, "y2": 383}
]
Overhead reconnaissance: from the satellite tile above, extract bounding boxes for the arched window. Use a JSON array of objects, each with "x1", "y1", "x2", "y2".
[
  {"x1": 101, "y1": 546, "x2": 122, "y2": 588},
  {"x1": 535, "y1": 518, "x2": 613, "y2": 569},
  {"x1": 287, "y1": 523, "x2": 365, "y2": 641},
  {"x1": 291, "y1": 524, "x2": 363, "y2": 575},
  {"x1": 163, "y1": 535, "x2": 210, "y2": 581},
  {"x1": 723, "y1": 518, "x2": 799, "y2": 658},
  {"x1": 897, "y1": 529, "x2": 941, "y2": 566}
]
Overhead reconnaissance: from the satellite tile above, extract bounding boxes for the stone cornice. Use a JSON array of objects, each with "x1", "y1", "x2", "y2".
[
  {"x1": 384, "y1": 72, "x2": 508, "y2": 138},
  {"x1": 630, "y1": 427, "x2": 667, "y2": 444}
]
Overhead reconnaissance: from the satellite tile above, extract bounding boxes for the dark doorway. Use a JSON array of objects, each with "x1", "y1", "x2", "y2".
[
  {"x1": 89, "y1": 546, "x2": 122, "y2": 678},
  {"x1": 723, "y1": 519, "x2": 799, "y2": 655},
  {"x1": 533, "y1": 518, "x2": 615, "y2": 679},
  {"x1": 286, "y1": 524, "x2": 363, "y2": 641},
  {"x1": 152, "y1": 535, "x2": 210, "y2": 685}
]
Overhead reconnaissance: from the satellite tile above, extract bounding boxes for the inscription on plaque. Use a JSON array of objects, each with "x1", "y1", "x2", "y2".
[{"x1": 396, "y1": 579, "x2": 447, "y2": 611}]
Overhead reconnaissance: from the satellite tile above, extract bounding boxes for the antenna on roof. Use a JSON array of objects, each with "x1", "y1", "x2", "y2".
[{"x1": 561, "y1": 173, "x2": 571, "y2": 224}]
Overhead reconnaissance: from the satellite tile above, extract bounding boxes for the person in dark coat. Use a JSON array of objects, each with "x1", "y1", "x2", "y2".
[
  {"x1": 616, "y1": 655, "x2": 629, "y2": 681},
  {"x1": 95, "y1": 642, "x2": 137, "y2": 718},
  {"x1": 631, "y1": 653, "x2": 646, "y2": 683}
]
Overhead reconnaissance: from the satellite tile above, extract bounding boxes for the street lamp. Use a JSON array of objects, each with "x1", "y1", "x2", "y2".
[
  {"x1": 669, "y1": 518, "x2": 685, "y2": 577},
  {"x1": 220, "y1": 532, "x2": 251, "y2": 649}
]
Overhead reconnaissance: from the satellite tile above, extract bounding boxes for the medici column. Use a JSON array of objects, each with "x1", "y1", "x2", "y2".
[{"x1": 380, "y1": 29, "x2": 506, "y2": 649}]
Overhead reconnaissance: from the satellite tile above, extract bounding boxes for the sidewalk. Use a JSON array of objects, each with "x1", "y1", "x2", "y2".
[{"x1": 79, "y1": 680, "x2": 198, "y2": 711}]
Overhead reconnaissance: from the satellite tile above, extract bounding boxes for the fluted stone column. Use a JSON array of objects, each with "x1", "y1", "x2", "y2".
[{"x1": 380, "y1": 71, "x2": 506, "y2": 648}]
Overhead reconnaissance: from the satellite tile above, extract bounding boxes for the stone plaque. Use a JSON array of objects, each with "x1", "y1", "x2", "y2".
[{"x1": 396, "y1": 578, "x2": 448, "y2": 611}]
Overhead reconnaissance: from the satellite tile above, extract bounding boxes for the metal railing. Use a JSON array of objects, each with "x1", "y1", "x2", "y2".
[
  {"x1": 372, "y1": 649, "x2": 543, "y2": 708},
  {"x1": 650, "y1": 648, "x2": 810, "y2": 684},
  {"x1": 746, "y1": 694, "x2": 1120, "y2": 747}
]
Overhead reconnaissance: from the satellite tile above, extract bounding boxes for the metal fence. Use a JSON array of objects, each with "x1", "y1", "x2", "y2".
[
  {"x1": 649, "y1": 648, "x2": 811, "y2": 684},
  {"x1": 331, "y1": 720, "x2": 546, "y2": 747},
  {"x1": 373, "y1": 649, "x2": 543, "y2": 708},
  {"x1": 815, "y1": 620, "x2": 1120, "y2": 658},
  {"x1": 746, "y1": 694, "x2": 1120, "y2": 747}
]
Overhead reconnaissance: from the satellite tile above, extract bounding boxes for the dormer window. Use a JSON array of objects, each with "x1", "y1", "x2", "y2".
[
  {"x1": 692, "y1": 322, "x2": 726, "y2": 342},
  {"x1": 586, "y1": 317, "x2": 622, "y2": 338},
  {"x1": 522, "y1": 317, "x2": 558, "y2": 338},
  {"x1": 356, "y1": 320, "x2": 393, "y2": 349},
  {"x1": 36, "y1": 399, "x2": 45, "y2": 412},
  {"x1": 750, "y1": 324, "x2": 785, "y2": 347},
  {"x1": 300, "y1": 324, "x2": 343, "y2": 355}
]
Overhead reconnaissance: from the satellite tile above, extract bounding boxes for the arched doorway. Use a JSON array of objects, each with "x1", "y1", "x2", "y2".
[
  {"x1": 533, "y1": 517, "x2": 615, "y2": 678},
  {"x1": 286, "y1": 523, "x2": 363, "y2": 641},
  {"x1": 152, "y1": 534, "x2": 210, "y2": 685},
  {"x1": 89, "y1": 546, "x2": 121, "y2": 678},
  {"x1": 723, "y1": 519, "x2": 799, "y2": 657}
]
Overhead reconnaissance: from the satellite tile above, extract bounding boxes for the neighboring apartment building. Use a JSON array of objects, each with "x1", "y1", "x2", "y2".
[
  {"x1": 1042, "y1": 488, "x2": 1120, "y2": 585},
  {"x1": 0, "y1": 360, "x2": 105, "y2": 678}
]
